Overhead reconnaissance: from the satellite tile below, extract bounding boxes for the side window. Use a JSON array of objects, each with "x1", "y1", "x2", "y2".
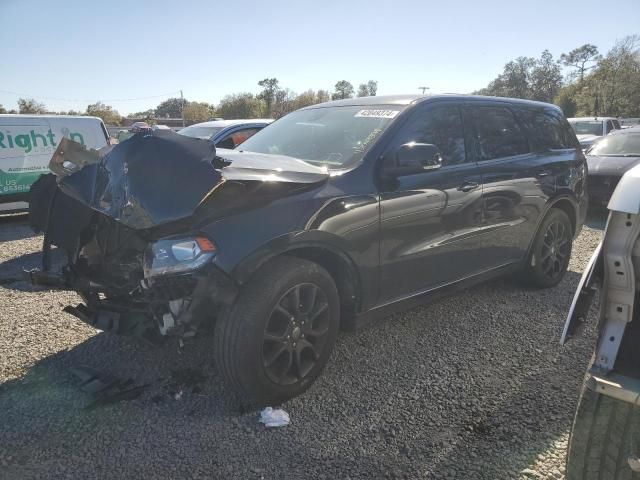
[
  {"x1": 606, "y1": 121, "x2": 614, "y2": 134},
  {"x1": 612, "y1": 120, "x2": 621, "y2": 130},
  {"x1": 518, "y1": 108, "x2": 573, "y2": 150},
  {"x1": 391, "y1": 105, "x2": 467, "y2": 166},
  {"x1": 216, "y1": 127, "x2": 261, "y2": 149},
  {"x1": 469, "y1": 106, "x2": 529, "y2": 160}
]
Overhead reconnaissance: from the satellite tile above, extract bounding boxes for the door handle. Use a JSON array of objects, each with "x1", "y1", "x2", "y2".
[
  {"x1": 458, "y1": 181, "x2": 480, "y2": 192},
  {"x1": 537, "y1": 169, "x2": 552, "y2": 177}
]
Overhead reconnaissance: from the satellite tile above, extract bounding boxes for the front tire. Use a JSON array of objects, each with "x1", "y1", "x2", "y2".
[
  {"x1": 214, "y1": 256, "x2": 340, "y2": 407},
  {"x1": 566, "y1": 382, "x2": 640, "y2": 480},
  {"x1": 522, "y1": 208, "x2": 573, "y2": 288}
]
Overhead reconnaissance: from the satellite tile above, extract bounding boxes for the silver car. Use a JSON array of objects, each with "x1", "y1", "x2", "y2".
[{"x1": 178, "y1": 119, "x2": 273, "y2": 149}]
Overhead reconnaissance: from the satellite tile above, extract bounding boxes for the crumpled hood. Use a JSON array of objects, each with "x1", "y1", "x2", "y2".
[
  {"x1": 49, "y1": 131, "x2": 328, "y2": 229},
  {"x1": 215, "y1": 149, "x2": 329, "y2": 183},
  {"x1": 587, "y1": 154, "x2": 640, "y2": 176}
]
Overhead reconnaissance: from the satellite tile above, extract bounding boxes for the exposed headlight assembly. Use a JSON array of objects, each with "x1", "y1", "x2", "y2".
[{"x1": 144, "y1": 236, "x2": 216, "y2": 278}]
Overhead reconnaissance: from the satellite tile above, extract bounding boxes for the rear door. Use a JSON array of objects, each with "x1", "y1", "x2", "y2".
[{"x1": 464, "y1": 103, "x2": 553, "y2": 266}]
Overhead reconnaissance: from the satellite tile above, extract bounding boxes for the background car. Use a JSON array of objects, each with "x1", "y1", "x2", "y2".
[
  {"x1": 0, "y1": 114, "x2": 109, "y2": 213},
  {"x1": 177, "y1": 119, "x2": 273, "y2": 149},
  {"x1": 585, "y1": 126, "x2": 640, "y2": 206},
  {"x1": 568, "y1": 116, "x2": 621, "y2": 150}
]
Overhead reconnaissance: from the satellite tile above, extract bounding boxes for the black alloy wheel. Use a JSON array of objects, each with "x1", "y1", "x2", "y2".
[
  {"x1": 262, "y1": 283, "x2": 331, "y2": 386},
  {"x1": 521, "y1": 208, "x2": 573, "y2": 288},
  {"x1": 214, "y1": 256, "x2": 340, "y2": 406},
  {"x1": 540, "y1": 219, "x2": 570, "y2": 281}
]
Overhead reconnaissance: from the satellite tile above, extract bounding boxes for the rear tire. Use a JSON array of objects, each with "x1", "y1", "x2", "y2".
[
  {"x1": 214, "y1": 256, "x2": 340, "y2": 407},
  {"x1": 522, "y1": 208, "x2": 573, "y2": 288},
  {"x1": 566, "y1": 382, "x2": 640, "y2": 480}
]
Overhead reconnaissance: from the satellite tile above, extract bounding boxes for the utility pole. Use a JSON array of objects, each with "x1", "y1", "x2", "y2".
[
  {"x1": 180, "y1": 90, "x2": 185, "y2": 127},
  {"x1": 419, "y1": 86, "x2": 430, "y2": 95}
]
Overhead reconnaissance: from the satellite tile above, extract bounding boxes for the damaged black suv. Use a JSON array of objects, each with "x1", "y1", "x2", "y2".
[{"x1": 29, "y1": 95, "x2": 587, "y2": 405}]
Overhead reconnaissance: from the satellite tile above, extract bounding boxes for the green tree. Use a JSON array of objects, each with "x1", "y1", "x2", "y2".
[
  {"x1": 258, "y1": 78, "x2": 280, "y2": 117},
  {"x1": 316, "y1": 89, "x2": 330, "y2": 103},
  {"x1": 183, "y1": 101, "x2": 216, "y2": 124},
  {"x1": 18, "y1": 98, "x2": 46, "y2": 114},
  {"x1": 0, "y1": 104, "x2": 6, "y2": 114},
  {"x1": 292, "y1": 89, "x2": 318, "y2": 110},
  {"x1": 128, "y1": 109, "x2": 156, "y2": 120},
  {"x1": 86, "y1": 101, "x2": 122, "y2": 125},
  {"x1": 581, "y1": 35, "x2": 640, "y2": 116},
  {"x1": 560, "y1": 44, "x2": 600, "y2": 83},
  {"x1": 357, "y1": 80, "x2": 379, "y2": 97},
  {"x1": 367, "y1": 80, "x2": 378, "y2": 96},
  {"x1": 155, "y1": 97, "x2": 185, "y2": 118},
  {"x1": 217, "y1": 93, "x2": 265, "y2": 119},
  {"x1": 476, "y1": 57, "x2": 536, "y2": 99},
  {"x1": 272, "y1": 88, "x2": 297, "y2": 118},
  {"x1": 554, "y1": 83, "x2": 580, "y2": 117},
  {"x1": 476, "y1": 51, "x2": 566, "y2": 102},
  {"x1": 332, "y1": 80, "x2": 354, "y2": 100},
  {"x1": 530, "y1": 50, "x2": 563, "y2": 103}
]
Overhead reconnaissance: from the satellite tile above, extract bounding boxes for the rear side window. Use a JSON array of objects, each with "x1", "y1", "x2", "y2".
[
  {"x1": 518, "y1": 109, "x2": 575, "y2": 151},
  {"x1": 468, "y1": 107, "x2": 529, "y2": 160},
  {"x1": 217, "y1": 127, "x2": 261, "y2": 149},
  {"x1": 606, "y1": 120, "x2": 614, "y2": 134}
]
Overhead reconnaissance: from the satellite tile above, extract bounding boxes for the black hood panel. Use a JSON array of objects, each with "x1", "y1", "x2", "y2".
[
  {"x1": 49, "y1": 132, "x2": 328, "y2": 230},
  {"x1": 55, "y1": 131, "x2": 220, "y2": 229}
]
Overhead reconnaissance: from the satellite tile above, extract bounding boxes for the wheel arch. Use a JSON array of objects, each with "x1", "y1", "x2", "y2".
[
  {"x1": 551, "y1": 197, "x2": 578, "y2": 237},
  {"x1": 231, "y1": 236, "x2": 363, "y2": 326},
  {"x1": 525, "y1": 195, "x2": 579, "y2": 261}
]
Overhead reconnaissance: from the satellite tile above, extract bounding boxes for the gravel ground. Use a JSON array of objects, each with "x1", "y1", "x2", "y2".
[{"x1": 0, "y1": 212, "x2": 605, "y2": 479}]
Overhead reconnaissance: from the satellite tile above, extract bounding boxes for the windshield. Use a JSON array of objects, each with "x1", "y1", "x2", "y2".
[
  {"x1": 588, "y1": 133, "x2": 640, "y2": 156},
  {"x1": 177, "y1": 125, "x2": 224, "y2": 140},
  {"x1": 237, "y1": 105, "x2": 404, "y2": 168},
  {"x1": 570, "y1": 121, "x2": 602, "y2": 136}
]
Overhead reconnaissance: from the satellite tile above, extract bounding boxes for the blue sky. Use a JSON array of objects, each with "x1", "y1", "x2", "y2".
[{"x1": 1, "y1": 0, "x2": 638, "y2": 114}]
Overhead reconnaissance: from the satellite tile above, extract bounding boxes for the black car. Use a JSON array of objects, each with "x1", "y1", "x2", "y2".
[
  {"x1": 585, "y1": 126, "x2": 640, "y2": 206},
  {"x1": 29, "y1": 95, "x2": 587, "y2": 405}
]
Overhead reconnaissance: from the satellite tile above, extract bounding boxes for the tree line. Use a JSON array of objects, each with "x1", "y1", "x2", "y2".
[
  {"x1": 0, "y1": 79, "x2": 379, "y2": 126},
  {"x1": 476, "y1": 35, "x2": 640, "y2": 117}
]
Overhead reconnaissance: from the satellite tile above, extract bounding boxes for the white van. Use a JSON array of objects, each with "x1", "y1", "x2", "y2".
[{"x1": 0, "y1": 115, "x2": 109, "y2": 212}]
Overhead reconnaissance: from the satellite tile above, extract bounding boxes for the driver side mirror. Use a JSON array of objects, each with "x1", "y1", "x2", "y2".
[{"x1": 384, "y1": 142, "x2": 443, "y2": 176}]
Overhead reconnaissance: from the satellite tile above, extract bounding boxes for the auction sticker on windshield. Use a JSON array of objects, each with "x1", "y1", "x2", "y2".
[{"x1": 354, "y1": 110, "x2": 399, "y2": 119}]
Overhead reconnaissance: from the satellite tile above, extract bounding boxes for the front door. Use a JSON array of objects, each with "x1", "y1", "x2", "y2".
[{"x1": 378, "y1": 103, "x2": 484, "y2": 304}]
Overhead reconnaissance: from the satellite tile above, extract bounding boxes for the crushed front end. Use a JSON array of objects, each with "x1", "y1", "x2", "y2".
[{"x1": 27, "y1": 132, "x2": 237, "y2": 343}]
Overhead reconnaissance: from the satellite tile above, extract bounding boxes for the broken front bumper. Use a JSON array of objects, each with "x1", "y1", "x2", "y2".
[{"x1": 28, "y1": 264, "x2": 237, "y2": 343}]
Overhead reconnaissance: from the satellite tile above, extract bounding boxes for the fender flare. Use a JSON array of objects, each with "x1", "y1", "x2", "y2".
[
  {"x1": 229, "y1": 230, "x2": 363, "y2": 294},
  {"x1": 524, "y1": 194, "x2": 580, "y2": 260}
]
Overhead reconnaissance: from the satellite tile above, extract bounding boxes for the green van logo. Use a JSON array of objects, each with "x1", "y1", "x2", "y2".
[{"x1": 0, "y1": 128, "x2": 85, "y2": 154}]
